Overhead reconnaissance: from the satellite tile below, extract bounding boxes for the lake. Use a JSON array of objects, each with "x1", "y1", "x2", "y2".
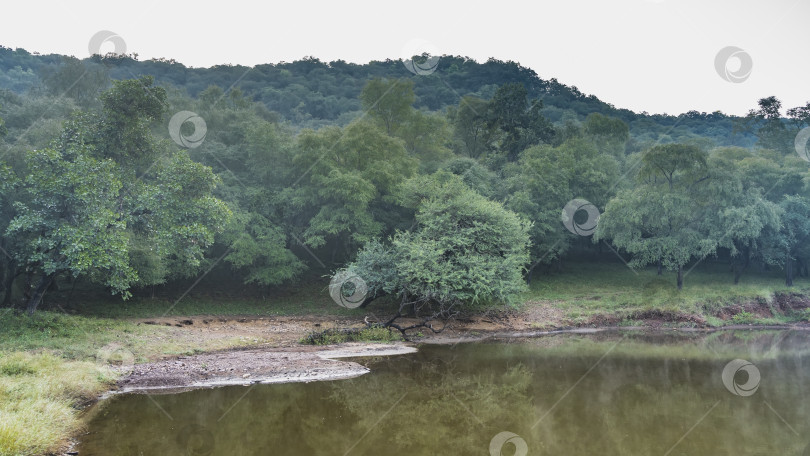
[{"x1": 78, "y1": 330, "x2": 810, "y2": 455}]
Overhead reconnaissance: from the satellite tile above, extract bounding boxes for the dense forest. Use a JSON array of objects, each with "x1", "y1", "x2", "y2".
[{"x1": 1, "y1": 46, "x2": 810, "y2": 320}]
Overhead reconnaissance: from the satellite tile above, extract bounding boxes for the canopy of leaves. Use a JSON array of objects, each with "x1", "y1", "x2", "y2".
[{"x1": 349, "y1": 173, "x2": 530, "y2": 307}]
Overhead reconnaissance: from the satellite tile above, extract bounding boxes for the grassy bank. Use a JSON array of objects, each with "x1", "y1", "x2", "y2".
[
  {"x1": 0, "y1": 351, "x2": 114, "y2": 456},
  {"x1": 1, "y1": 261, "x2": 809, "y2": 455},
  {"x1": 0, "y1": 312, "x2": 135, "y2": 456},
  {"x1": 0, "y1": 311, "x2": 280, "y2": 456},
  {"x1": 522, "y1": 261, "x2": 810, "y2": 326}
]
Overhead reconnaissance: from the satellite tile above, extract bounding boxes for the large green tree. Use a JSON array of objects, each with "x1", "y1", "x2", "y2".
[
  {"x1": 504, "y1": 137, "x2": 619, "y2": 281},
  {"x1": 360, "y1": 78, "x2": 414, "y2": 135},
  {"x1": 484, "y1": 83, "x2": 555, "y2": 162},
  {"x1": 703, "y1": 147, "x2": 783, "y2": 283},
  {"x1": 7, "y1": 77, "x2": 230, "y2": 314},
  {"x1": 449, "y1": 95, "x2": 494, "y2": 159},
  {"x1": 596, "y1": 144, "x2": 713, "y2": 289},
  {"x1": 764, "y1": 196, "x2": 810, "y2": 286},
  {"x1": 180, "y1": 89, "x2": 306, "y2": 288},
  {"x1": 345, "y1": 172, "x2": 530, "y2": 334},
  {"x1": 285, "y1": 120, "x2": 418, "y2": 262}
]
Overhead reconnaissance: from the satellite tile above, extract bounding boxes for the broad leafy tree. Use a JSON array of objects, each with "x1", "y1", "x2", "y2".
[
  {"x1": 484, "y1": 83, "x2": 555, "y2": 161},
  {"x1": 346, "y1": 172, "x2": 530, "y2": 335},
  {"x1": 505, "y1": 137, "x2": 619, "y2": 281},
  {"x1": 359, "y1": 78, "x2": 414, "y2": 135},
  {"x1": 7, "y1": 78, "x2": 229, "y2": 313},
  {"x1": 596, "y1": 144, "x2": 713, "y2": 289},
  {"x1": 449, "y1": 95, "x2": 494, "y2": 159},
  {"x1": 285, "y1": 120, "x2": 418, "y2": 261}
]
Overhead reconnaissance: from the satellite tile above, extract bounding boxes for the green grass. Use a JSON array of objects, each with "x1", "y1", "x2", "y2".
[
  {"x1": 301, "y1": 326, "x2": 403, "y2": 345},
  {"x1": 0, "y1": 310, "x2": 285, "y2": 456},
  {"x1": 0, "y1": 310, "x2": 163, "y2": 359},
  {"x1": 0, "y1": 350, "x2": 116, "y2": 456},
  {"x1": 521, "y1": 260, "x2": 810, "y2": 325}
]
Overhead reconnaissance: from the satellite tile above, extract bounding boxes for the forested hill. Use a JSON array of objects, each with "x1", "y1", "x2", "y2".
[
  {"x1": 2, "y1": 41, "x2": 810, "y2": 315},
  {"x1": 0, "y1": 45, "x2": 752, "y2": 146}
]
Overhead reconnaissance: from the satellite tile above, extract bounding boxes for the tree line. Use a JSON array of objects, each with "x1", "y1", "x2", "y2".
[
  {"x1": 1, "y1": 54, "x2": 809, "y2": 319},
  {"x1": 1, "y1": 47, "x2": 754, "y2": 145}
]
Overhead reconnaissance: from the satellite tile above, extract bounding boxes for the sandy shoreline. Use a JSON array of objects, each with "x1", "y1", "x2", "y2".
[{"x1": 114, "y1": 343, "x2": 417, "y2": 394}]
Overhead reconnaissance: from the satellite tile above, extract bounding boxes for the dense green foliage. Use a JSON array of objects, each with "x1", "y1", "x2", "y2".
[
  {"x1": 1, "y1": 46, "x2": 755, "y2": 145},
  {"x1": 346, "y1": 173, "x2": 530, "y2": 310},
  {"x1": 2, "y1": 46, "x2": 810, "y2": 317}
]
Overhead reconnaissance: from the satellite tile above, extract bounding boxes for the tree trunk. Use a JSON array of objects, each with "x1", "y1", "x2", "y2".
[
  {"x1": 1, "y1": 260, "x2": 15, "y2": 308},
  {"x1": 22, "y1": 270, "x2": 33, "y2": 304},
  {"x1": 0, "y1": 261, "x2": 7, "y2": 301},
  {"x1": 676, "y1": 265, "x2": 683, "y2": 290},
  {"x1": 525, "y1": 263, "x2": 537, "y2": 284},
  {"x1": 657, "y1": 259, "x2": 663, "y2": 276},
  {"x1": 735, "y1": 250, "x2": 751, "y2": 285},
  {"x1": 26, "y1": 273, "x2": 54, "y2": 316},
  {"x1": 66, "y1": 278, "x2": 79, "y2": 307},
  {"x1": 786, "y1": 256, "x2": 794, "y2": 287}
]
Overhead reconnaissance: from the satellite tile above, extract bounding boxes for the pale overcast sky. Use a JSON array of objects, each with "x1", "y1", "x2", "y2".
[{"x1": 2, "y1": 0, "x2": 808, "y2": 116}]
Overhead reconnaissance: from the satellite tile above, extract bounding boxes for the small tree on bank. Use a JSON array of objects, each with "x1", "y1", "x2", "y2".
[{"x1": 342, "y1": 173, "x2": 530, "y2": 336}]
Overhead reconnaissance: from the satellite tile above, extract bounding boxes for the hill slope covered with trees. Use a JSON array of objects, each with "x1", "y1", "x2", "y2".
[{"x1": 2, "y1": 46, "x2": 810, "y2": 320}]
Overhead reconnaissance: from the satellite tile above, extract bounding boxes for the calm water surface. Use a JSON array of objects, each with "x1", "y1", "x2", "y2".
[{"x1": 78, "y1": 331, "x2": 810, "y2": 455}]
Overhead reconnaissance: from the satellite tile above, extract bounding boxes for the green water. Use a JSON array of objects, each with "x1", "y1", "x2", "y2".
[{"x1": 78, "y1": 330, "x2": 810, "y2": 455}]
